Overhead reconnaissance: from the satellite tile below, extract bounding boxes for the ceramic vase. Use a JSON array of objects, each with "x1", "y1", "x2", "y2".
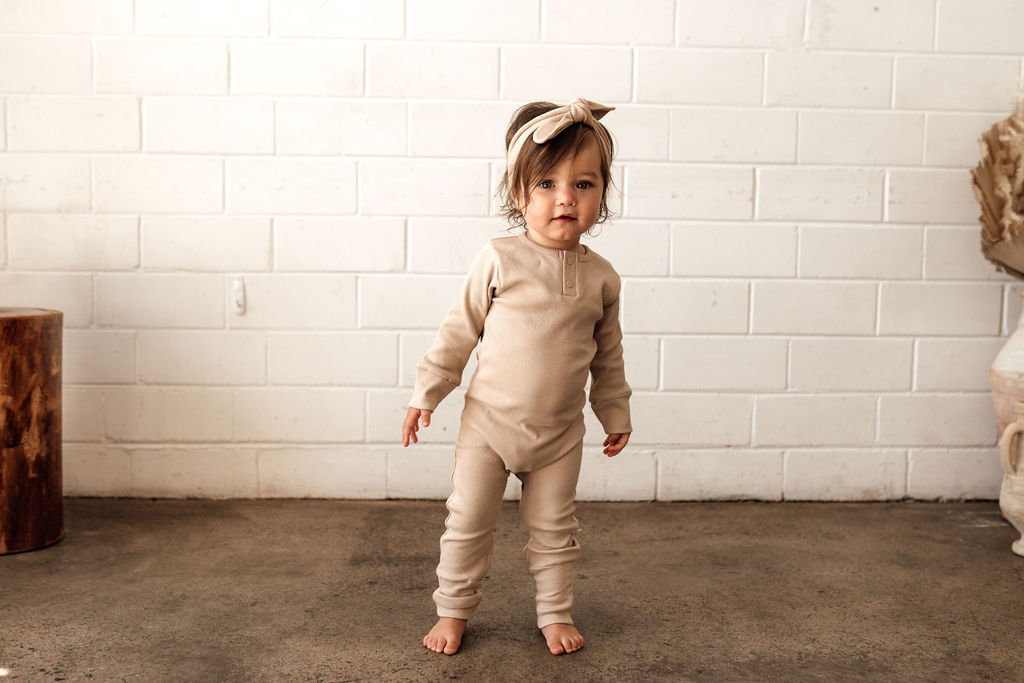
[
  {"x1": 990, "y1": 293, "x2": 1024, "y2": 435},
  {"x1": 998, "y1": 402, "x2": 1024, "y2": 556}
]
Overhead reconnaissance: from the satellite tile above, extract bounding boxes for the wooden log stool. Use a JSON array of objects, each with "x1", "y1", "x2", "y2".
[{"x1": 0, "y1": 308, "x2": 63, "y2": 554}]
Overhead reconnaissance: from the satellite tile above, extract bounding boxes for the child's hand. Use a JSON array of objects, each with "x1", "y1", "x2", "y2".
[
  {"x1": 402, "y1": 407, "x2": 432, "y2": 447},
  {"x1": 603, "y1": 433, "x2": 630, "y2": 457}
]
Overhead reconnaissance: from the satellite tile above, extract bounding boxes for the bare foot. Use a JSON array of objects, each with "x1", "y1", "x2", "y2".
[
  {"x1": 423, "y1": 617, "x2": 467, "y2": 655},
  {"x1": 541, "y1": 623, "x2": 584, "y2": 655}
]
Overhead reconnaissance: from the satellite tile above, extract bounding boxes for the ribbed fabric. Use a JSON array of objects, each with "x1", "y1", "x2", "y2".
[
  {"x1": 434, "y1": 423, "x2": 584, "y2": 629},
  {"x1": 410, "y1": 233, "x2": 631, "y2": 472}
]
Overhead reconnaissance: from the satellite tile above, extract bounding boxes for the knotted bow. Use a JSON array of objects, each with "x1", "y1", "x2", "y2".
[{"x1": 506, "y1": 97, "x2": 615, "y2": 179}]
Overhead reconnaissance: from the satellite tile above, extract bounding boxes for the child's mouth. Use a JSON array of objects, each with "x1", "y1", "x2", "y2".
[{"x1": 555, "y1": 215, "x2": 575, "y2": 222}]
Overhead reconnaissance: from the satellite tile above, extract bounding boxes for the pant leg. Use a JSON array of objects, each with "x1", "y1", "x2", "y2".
[
  {"x1": 433, "y1": 443, "x2": 509, "y2": 621},
  {"x1": 517, "y1": 439, "x2": 584, "y2": 629}
]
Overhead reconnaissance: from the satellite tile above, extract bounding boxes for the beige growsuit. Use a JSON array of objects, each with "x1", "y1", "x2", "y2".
[{"x1": 411, "y1": 233, "x2": 631, "y2": 628}]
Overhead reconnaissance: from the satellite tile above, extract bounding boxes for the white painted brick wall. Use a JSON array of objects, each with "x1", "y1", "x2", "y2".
[
  {"x1": 798, "y1": 226, "x2": 921, "y2": 279},
  {"x1": 807, "y1": 0, "x2": 934, "y2": 51},
  {"x1": 0, "y1": 155, "x2": 91, "y2": 211},
  {"x1": 637, "y1": 50, "x2": 762, "y2": 105},
  {"x1": 276, "y1": 217, "x2": 405, "y2": 272},
  {"x1": 784, "y1": 449, "x2": 908, "y2": 501},
  {"x1": 672, "y1": 109, "x2": 796, "y2": 163},
  {"x1": 267, "y1": 332, "x2": 398, "y2": 386},
  {"x1": 0, "y1": 37, "x2": 93, "y2": 93},
  {"x1": 138, "y1": 331, "x2": 267, "y2": 385},
  {"x1": 0, "y1": 274, "x2": 94, "y2": 327},
  {"x1": 360, "y1": 160, "x2": 491, "y2": 216},
  {"x1": 879, "y1": 395, "x2": 997, "y2": 447},
  {"x1": 94, "y1": 156, "x2": 224, "y2": 213},
  {"x1": 64, "y1": 388, "x2": 106, "y2": 441},
  {"x1": 894, "y1": 56, "x2": 1021, "y2": 112},
  {"x1": 142, "y1": 217, "x2": 272, "y2": 271},
  {"x1": 4, "y1": 0, "x2": 1019, "y2": 501},
  {"x1": 612, "y1": 106, "x2": 671, "y2": 161},
  {"x1": 7, "y1": 214, "x2": 138, "y2": 271},
  {"x1": 756, "y1": 396, "x2": 877, "y2": 447},
  {"x1": 765, "y1": 53, "x2": 892, "y2": 108},
  {"x1": 136, "y1": 0, "x2": 267, "y2": 37},
  {"x1": 409, "y1": 0, "x2": 539, "y2": 42},
  {"x1": 625, "y1": 165, "x2": 754, "y2": 219},
  {"x1": 8, "y1": 96, "x2": 140, "y2": 152},
  {"x1": 131, "y1": 449, "x2": 259, "y2": 498},
  {"x1": 937, "y1": 0, "x2": 1024, "y2": 54},
  {"x1": 276, "y1": 100, "x2": 407, "y2": 156},
  {"x1": 925, "y1": 114, "x2": 1003, "y2": 167},
  {"x1": 752, "y1": 281, "x2": 876, "y2": 335},
  {"x1": 231, "y1": 40, "x2": 363, "y2": 97},
  {"x1": 662, "y1": 337, "x2": 787, "y2": 391},
  {"x1": 95, "y1": 38, "x2": 228, "y2": 95},
  {"x1": 144, "y1": 97, "x2": 274, "y2": 154},
  {"x1": 233, "y1": 388, "x2": 365, "y2": 442},
  {"x1": 104, "y1": 388, "x2": 234, "y2": 441},
  {"x1": 759, "y1": 168, "x2": 884, "y2": 222},
  {"x1": 790, "y1": 339, "x2": 913, "y2": 392},
  {"x1": 270, "y1": 0, "x2": 403, "y2": 39},
  {"x1": 798, "y1": 112, "x2": 923, "y2": 166},
  {"x1": 0, "y1": 0, "x2": 133, "y2": 35},
  {"x1": 259, "y1": 448, "x2": 386, "y2": 498},
  {"x1": 63, "y1": 331, "x2": 136, "y2": 384},
  {"x1": 97, "y1": 274, "x2": 225, "y2": 328},
  {"x1": 658, "y1": 449, "x2": 784, "y2": 500},
  {"x1": 368, "y1": 44, "x2": 498, "y2": 99},
  {"x1": 226, "y1": 275, "x2": 357, "y2": 329},
  {"x1": 676, "y1": 0, "x2": 804, "y2": 48},
  {"x1": 673, "y1": 223, "x2": 796, "y2": 277},
  {"x1": 545, "y1": 0, "x2": 673, "y2": 45},
  {"x1": 227, "y1": 158, "x2": 357, "y2": 215},
  {"x1": 504, "y1": 47, "x2": 632, "y2": 102}
]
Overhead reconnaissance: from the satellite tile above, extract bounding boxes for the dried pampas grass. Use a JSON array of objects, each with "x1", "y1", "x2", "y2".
[{"x1": 973, "y1": 92, "x2": 1024, "y2": 278}]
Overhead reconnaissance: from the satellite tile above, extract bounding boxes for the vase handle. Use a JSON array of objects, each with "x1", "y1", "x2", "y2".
[{"x1": 1000, "y1": 420, "x2": 1024, "y2": 476}]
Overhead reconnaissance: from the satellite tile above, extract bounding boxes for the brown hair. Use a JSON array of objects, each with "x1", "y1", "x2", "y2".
[{"x1": 498, "y1": 101, "x2": 615, "y2": 229}]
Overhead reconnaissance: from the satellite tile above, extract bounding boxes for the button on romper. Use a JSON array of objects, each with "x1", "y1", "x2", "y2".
[{"x1": 410, "y1": 233, "x2": 632, "y2": 629}]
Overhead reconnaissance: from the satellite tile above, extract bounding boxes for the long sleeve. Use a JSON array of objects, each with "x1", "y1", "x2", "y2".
[
  {"x1": 409, "y1": 244, "x2": 500, "y2": 412},
  {"x1": 589, "y1": 279, "x2": 632, "y2": 434}
]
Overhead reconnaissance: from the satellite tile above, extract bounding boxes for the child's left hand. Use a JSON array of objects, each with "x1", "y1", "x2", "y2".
[{"x1": 602, "y1": 433, "x2": 630, "y2": 457}]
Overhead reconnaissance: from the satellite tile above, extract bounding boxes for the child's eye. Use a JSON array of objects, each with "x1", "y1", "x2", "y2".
[
  {"x1": 539, "y1": 180, "x2": 554, "y2": 189},
  {"x1": 576, "y1": 181, "x2": 592, "y2": 190}
]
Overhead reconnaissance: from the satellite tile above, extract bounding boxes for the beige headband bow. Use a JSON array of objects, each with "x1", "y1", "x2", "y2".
[{"x1": 506, "y1": 97, "x2": 614, "y2": 177}]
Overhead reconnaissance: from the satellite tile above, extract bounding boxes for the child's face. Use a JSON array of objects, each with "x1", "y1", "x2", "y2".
[{"x1": 517, "y1": 137, "x2": 604, "y2": 251}]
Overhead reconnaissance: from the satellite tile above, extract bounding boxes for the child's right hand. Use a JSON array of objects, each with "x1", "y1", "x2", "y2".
[{"x1": 402, "y1": 407, "x2": 432, "y2": 447}]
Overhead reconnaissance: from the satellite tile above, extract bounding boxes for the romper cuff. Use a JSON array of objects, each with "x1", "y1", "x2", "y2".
[
  {"x1": 410, "y1": 367, "x2": 458, "y2": 412},
  {"x1": 592, "y1": 395, "x2": 632, "y2": 435}
]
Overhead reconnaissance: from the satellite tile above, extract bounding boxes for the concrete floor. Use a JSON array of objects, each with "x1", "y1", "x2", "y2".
[{"x1": 1, "y1": 500, "x2": 1023, "y2": 681}]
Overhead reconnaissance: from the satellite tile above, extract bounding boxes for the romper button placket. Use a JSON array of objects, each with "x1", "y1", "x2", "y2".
[{"x1": 566, "y1": 280, "x2": 574, "y2": 288}]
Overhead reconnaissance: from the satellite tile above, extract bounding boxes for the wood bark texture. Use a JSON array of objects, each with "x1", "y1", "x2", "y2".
[{"x1": 0, "y1": 308, "x2": 63, "y2": 554}]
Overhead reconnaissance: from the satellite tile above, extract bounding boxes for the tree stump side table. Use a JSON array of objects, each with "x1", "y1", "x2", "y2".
[{"x1": 0, "y1": 308, "x2": 63, "y2": 554}]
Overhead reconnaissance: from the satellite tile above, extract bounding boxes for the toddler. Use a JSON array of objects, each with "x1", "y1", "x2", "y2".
[{"x1": 401, "y1": 98, "x2": 632, "y2": 656}]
